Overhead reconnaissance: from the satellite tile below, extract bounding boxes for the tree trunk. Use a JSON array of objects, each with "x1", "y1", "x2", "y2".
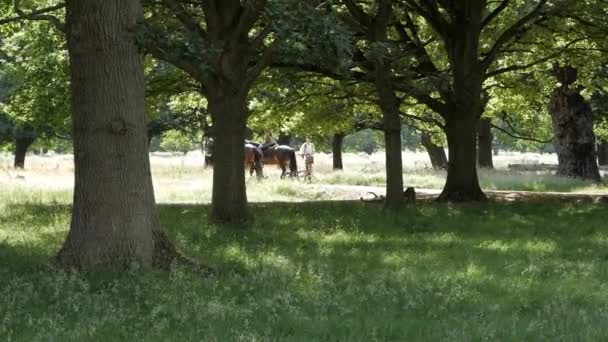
[
  {"x1": 375, "y1": 83, "x2": 403, "y2": 209},
  {"x1": 277, "y1": 132, "x2": 292, "y2": 146},
  {"x1": 438, "y1": 116, "x2": 486, "y2": 201},
  {"x1": 13, "y1": 135, "x2": 36, "y2": 169},
  {"x1": 332, "y1": 133, "x2": 344, "y2": 170},
  {"x1": 477, "y1": 118, "x2": 494, "y2": 168},
  {"x1": 383, "y1": 119, "x2": 404, "y2": 209},
  {"x1": 208, "y1": 93, "x2": 249, "y2": 223},
  {"x1": 598, "y1": 141, "x2": 608, "y2": 166},
  {"x1": 420, "y1": 132, "x2": 447, "y2": 169},
  {"x1": 548, "y1": 67, "x2": 601, "y2": 181},
  {"x1": 57, "y1": 0, "x2": 168, "y2": 269}
]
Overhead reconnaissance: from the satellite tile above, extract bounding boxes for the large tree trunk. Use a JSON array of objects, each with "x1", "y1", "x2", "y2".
[
  {"x1": 548, "y1": 65, "x2": 601, "y2": 182},
  {"x1": 438, "y1": 116, "x2": 486, "y2": 201},
  {"x1": 435, "y1": 1, "x2": 486, "y2": 202},
  {"x1": 332, "y1": 133, "x2": 344, "y2": 170},
  {"x1": 57, "y1": 0, "x2": 168, "y2": 269},
  {"x1": 477, "y1": 118, "x2": 493, "y2": 168},
  {"x1": 598, "y1": 141, "x2": 608, "y2": 166},
  {"x1": 420, "y1": 132, "x2": 447, "y2": 169},
  {"x1": 208, "y1": 93, "x2": 249, "y2": 223},
  {"x1": 374, "y1": 62, "x2": 404, "y2": 209},
  {"x1": 13, "y1": 135, "x2": 36, "y2": 169}
]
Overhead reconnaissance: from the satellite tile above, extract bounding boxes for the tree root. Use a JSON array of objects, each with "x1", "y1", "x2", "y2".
[
  {"x1": 360, "y1": 187, "x2": 417, "y2": 204},
  {"x1": 153, "y1": 230, "x2": 215, "y2": 276},
  {"x1": 435, "y1": 190, "x2": 488, "y2": 202}
]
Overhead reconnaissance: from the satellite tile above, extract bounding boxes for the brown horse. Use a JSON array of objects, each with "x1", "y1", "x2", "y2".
[
  {"x1": 245, "y1": 143, "x2": 264, "y2": 179},
  {"x1": 204, "y1": 143, "x2": 263, "y2": 179},
  {"x1": 259, "y1": 144, "x2": 298, "y2": 178}
]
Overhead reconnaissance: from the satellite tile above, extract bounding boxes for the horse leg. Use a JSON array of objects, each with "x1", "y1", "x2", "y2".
[{"x1": 280, "y1": 161, "x2": 286, "y2": 179}]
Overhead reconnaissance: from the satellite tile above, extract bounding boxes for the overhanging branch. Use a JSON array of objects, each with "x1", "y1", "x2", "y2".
[{"x1": 0, "y1": 1, "x2": 65, "y2": 32}]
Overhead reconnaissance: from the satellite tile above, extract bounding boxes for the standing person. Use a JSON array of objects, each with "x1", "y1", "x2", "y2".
[{"x1": 299, "y1": 136, "x2": 315, "y2": 176}]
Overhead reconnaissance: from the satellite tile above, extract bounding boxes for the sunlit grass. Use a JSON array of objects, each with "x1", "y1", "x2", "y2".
[
  {"x1": 318, "y1": 167, "x2": 608, "y2": 193},
  {"x1": 2, "y1": 196, "x2": 608, "y2": 340},
  {"x1": 2, "y1": 151, "x2": 607, "y2": 201}
]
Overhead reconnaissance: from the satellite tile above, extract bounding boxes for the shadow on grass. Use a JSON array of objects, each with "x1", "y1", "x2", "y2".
[
  {"x1": 2, "y1": 200, "x2": 607, "y2": 269},
  {"x1": 3, "y1": 200, "x2": 608, "y2": 339}
]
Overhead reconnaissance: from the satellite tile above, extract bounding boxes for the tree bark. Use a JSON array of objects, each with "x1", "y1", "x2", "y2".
[
  {"x1": 435, "y1": 3, "x2": 486, "y2": 201},
  {"x1": 548, "y1": 64, "x2": 601, "y2": 182},
  {"x1": 208, "y1": 92, "x2": 249, "y2": 223},
  {"x1": 277, "y1": 132, "x2": 292, "y2": 146},
  {"x1": 332, "y1": 133, "x2": 344, "y2": 170},
  {"x1": 420, "y1": 132, "x2": 447, "y2": 169},
  {"x1": 375, "y1": 71, "x2": 404, "y2": 210},
  {"x1": 477, "y1": 118, "x2": 494, "y2": 168},
  {"x1": 57, "y1": 0, "x2": 170, "y2": 269},
  {"x1": 599, "y1": 141, "x2": 608, "y2": 166},
  {"x1": 438, "y1": 116, "x2": 486, "y2": 201},
  {"x1": 13, "y1": 135, "x2": 36, "y2": 169}
]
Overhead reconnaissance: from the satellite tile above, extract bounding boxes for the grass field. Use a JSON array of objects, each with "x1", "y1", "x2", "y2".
[
  {"x1": 1, "y1": 151, "x2": 607, "y2": 205},
  {"x1": 2, "y1": 200, "x2": 608, "y2": 340},
  {"x1": 2, "y1": 151, "x2": 608, "y2": 340}
]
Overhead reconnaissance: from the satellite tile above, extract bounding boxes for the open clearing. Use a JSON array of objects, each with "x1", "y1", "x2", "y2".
[
  {"x1": 1, "y1": 150, "x2": 607, "y2": 204},
  {"x1": 2, "y1": 151, "x2": 608, "y2": 340}
]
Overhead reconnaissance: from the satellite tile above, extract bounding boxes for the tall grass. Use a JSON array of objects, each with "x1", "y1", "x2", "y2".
[{"x1": 1, "y1": 151, "x2": 606, "y2": 208}]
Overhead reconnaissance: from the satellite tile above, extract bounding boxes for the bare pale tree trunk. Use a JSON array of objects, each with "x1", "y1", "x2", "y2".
[
  {"x1": 57, "y1": 0, "x2": 172, "y2": 269},
  {"x1": 420, "y1": 132, "x2": 447, "y2": 169}
]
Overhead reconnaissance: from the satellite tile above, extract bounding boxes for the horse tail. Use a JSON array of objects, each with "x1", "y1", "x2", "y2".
[
  {"x1": 289, "y1": 149, "x2": 298, "y2": 176},
  {"x1": 254, "y1": 148, "x2": 264, "y2": 178}
]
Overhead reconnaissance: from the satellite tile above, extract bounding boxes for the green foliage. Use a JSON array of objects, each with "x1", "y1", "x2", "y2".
[
  {"x1": 344, "y1": 129, "x2": 382, "y2": 154},
  {"x1": 249, "y1": 70, "x2": 380, "y2": 140},
  {"x1": 159, "y1": 130, "x2": 195, "y2": 154},
  {"x1": 0, "y1": 20, "x2": 70, "y2": 135}
]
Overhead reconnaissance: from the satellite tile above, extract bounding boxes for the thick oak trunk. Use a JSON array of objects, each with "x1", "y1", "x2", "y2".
[
  {"x1": 332, "y1": 133, "x2": 344, "y2": 170},
  {"x1": 208, "y1": 93, "x2": 249, "y2": 223},
  {"x1": 375, "y1": 67, "x2": 404, "y2": 210},
  {"x1": 14, "y1": 135, "x2": 35, "y2": 169},
  {"x1": 57, "y1": 0, "x2": 168, "y2": 269},
  {"x1": 477, "y1": 118, "x2": 493, "y2": 168},
  {"x1": 548, "y1": 66, "x2": 600, "y2": 181},
  {"x1": 599, "y1": 141, "x2": 608, "y2": 166},
  {"x1": 383, "y1": 121, "x2": 404, "y2": 209},
  {"x1": 420, "y1": 132, "x2": 447, "y2": 169},
  {"x1": 438, "y1": 116, "x2": 486, "y2": 201}
]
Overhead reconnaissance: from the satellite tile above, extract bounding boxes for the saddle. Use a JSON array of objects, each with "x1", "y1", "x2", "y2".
[{"x1": 261, "y1": 142, "x2": 277, "y2": 151}]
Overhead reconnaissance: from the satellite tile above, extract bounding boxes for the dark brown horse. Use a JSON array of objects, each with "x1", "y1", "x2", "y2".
[
  {"x1": 258, "y1": 144, "x2": 298, "y2": 178},
  {"x1": 205, "y1": 142, "x2": 263, "y2": 179},
  {"x1": 245, "y1": 143, "x2": 264, "y2": 179}
]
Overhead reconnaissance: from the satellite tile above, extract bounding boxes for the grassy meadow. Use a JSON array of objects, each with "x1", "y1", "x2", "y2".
[
  {"x1": 2, "y1": 151, "x2": 608, "y2": 340},
  {"x1": 1, "y1": 150, "x2": 607, "y2": 205},
  {"x1": 2, "y1": 200, "x2": 608, "y2": 340}
]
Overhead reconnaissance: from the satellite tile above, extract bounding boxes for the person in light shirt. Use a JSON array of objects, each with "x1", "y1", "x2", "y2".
[{"x1": 299, "y1": 136, "x2": 315, "y2": 176}]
